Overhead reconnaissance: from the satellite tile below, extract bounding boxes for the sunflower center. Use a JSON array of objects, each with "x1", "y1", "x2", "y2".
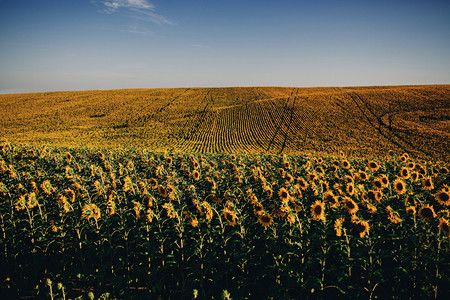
[
  {"x1": 421, "y1": 208, "x2": 433, "y2": 218},
  {"x1": 314, "y1": 205, "x2": 322, "y2": 215},
  {"x1": 439, "y1": 193, "x2": 449, "y2": 202}
]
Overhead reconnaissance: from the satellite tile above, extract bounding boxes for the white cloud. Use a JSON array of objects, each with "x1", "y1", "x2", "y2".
[
  {"x1": 104, "y1": 0, "x2": 155, "y2": 11},
  {"x1": 93, "y1": 0, "x2": 174, "y2": 25}
]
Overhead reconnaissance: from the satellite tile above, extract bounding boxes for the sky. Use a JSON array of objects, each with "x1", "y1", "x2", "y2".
[{"x1": 0, "y1": 0, "x2": 449, "y2": 93}]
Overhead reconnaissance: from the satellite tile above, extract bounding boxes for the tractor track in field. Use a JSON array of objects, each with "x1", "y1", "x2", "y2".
[{"x1": 346, "y1": 92, "x2": 433, "y2": 157}]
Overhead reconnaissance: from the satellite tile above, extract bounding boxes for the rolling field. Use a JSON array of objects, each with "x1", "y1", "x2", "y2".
[
  {"x1": 0, "y1": 85, "x2": 449, "y2": 299},
  {"x1": 0, "y1": 85, "x2": 449, "y2": 160}
]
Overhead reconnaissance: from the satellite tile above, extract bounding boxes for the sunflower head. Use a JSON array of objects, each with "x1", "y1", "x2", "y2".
[
  {"x1": 354, "y1": 220, "x2": 370, "y2": 238},
  {"x1": 406, "y1": 161, "x2": 415, "y2": 170},
  {"x1": 343, "y1": 197, "x2": 359, "y2": 214},
  {"x1": 438, "y1": 219, "x2": 450, "y2": 237},
  {"x1": 406, "y1": 206, "x2": 416, "y2": 215},
  {"x1": 399, "y1": 167, "x2": 410, "y2": 179},
  {"x1": 422, "y1": 177, "x2": 434, "y2": 191},
  {"x1": 418, "y1": 204, "x2": 436, "y2": 221},
  {"x1": 223, "y1": 208, "x2": 237, "y2": 226},
  {"x1": 342, "y1": 160, "x2": 351, "y2": 169},
  {"x1": 334, "y1": 217, "x2": 345, "y2": 237},
  {"x1": 324, "y1": 190, "x2": 339, "y2": 208},
  {"x1": 278, "y1": 187, "x2": 290, "y2": 203},
  {"x1": 192, "y1": 170, "x2": 200, "y2": 181},
  {"x1": 393, "y1": 178, "x2": 407, "y2": 195},
  {"x1": 435, "y1": 189, "x2": 450, "y2": 206},
  {"x1": 368, "y1": 161, "x2": 380, "y2": 171},
  {"x1": 373, "y1": 179, "x2": 383, "y2": 190},
  {"x1": 311, "y1": 200, "x2": 326, "y2": 221},
  {"x1": 258, "y1": 213, "x2": 274, "y2": 227},
  {"x1": 358, "y1": 171, "x2": 368, "y2": 181}
]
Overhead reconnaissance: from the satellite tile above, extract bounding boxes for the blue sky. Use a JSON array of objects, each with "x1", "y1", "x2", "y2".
[{"x1": 0, "y1": 0, "x2": 449, "y2": 93}]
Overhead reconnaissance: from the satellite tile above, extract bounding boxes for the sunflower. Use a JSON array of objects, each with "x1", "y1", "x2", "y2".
[
  {"x1": 406, "y1": 206, "x2": 416, "y2": 215},
  {"x1": 346, "y1": 183, "x2": 356, "y2": 196},
  {"x1": 307, "y1": 173, "x2": 318, "y2": 183},
  {"x1": 27, "y1": 192, "x2": 39, "y2": 209},
  {"x1": 416, "y1": 165, "x2": 427, "y2": 175},
  {"x1": 399, "y1": 154, "x2": 408, "y2": 163},
  {"x1": 334, "y1": 217, "x2": 345, "y2": 237},
  {"x1": 435, "y1": 189, "x2": 450, "y2": 206},
  {"x1": 133, "y1": 201, "x2": 143, "y2": 219},
  {"x1": 438, "y1": 219, "x2": 450, "y2": 237},
  {"x1": 192, "y1": 170, "x2": 200, "y2": 181},
  {"x1": 163, "y1": 202, "x2": 177, "y2": 219},
  {"x1": 223, "y1": 208, "x2": 237, "y2": 227},
  {"x1": 386, "y1": 206, "x2": 402, "y2": 224},
  {"x1": 41, "y1": 180, "x2": 54, "y2": 195},
  {"x1": 365, "y1": 202, "x2": 377, "y2": 214},
  {"x1": 358, "y1": 171, "x2": 368, "y2": 181},
  {"x1": 278, "y1": 187, "x2": 290, "y2": 204},
  {"x1": 202, "y1": 201, "x2": 213, "y2": 221},
  {"x1": 366, "y1": 190, "x2": 382, "y2": 203},
  {"x1": 373, "y1": 178, "x2": 383, "y2": 190},
  {"x1": 410, "y1": 171, "x2": 420, "y2": 182},
  {"x1": 341, "y1": 197, "x2": 357, "y2": 215},
  {"x1": 297, "y1": 177, "x2": 308, "y2": 190},
  {"x1": 343, "y1": 175, "x2": 354, "y2": 184},
  {"x1": 353, "y1": 220, "x2": 370, "y2": 238},
  {"x1": 149, "y1": 178, "x2": 158, "y2": 189},
  {"x1": 406, "y1": 161, "x2": 416, "y2": 170},
  {"x1": 379, "y1": 174, "x2": 389, "y2": 188},
  {"x1": 324, "y1": 190, "x2": 339, "y2": 208},
  {"x1": 65, "y1": 188, "x2": 75, "y2": 203},
  {"x1": 311, "y1": 200, "x2": 326, "y2": 221},
  {"x1": 418, "y1": 204, "x2": 436, "y2": 221},
  {"x1": 253, "y1": 202, "x2": 265, "y2": 216},
  {"x1": 258, "y1": 213, "x2": 274, "y2": 227},
  {"x1": 399, "y1": 167, "x2": 410, "y2": 179},
  {"x1": 263, "y1": 185, "x2": 274, "y2": 198},
  {"x1": 107, "y1": 194, "x2": 116, "y2": 215},
  {"x1": 368, "y1": 161, "x2": 380, "y2": 171},
  {"x1": 422, "y1": 177, "x2": 434, "y2": 191},
  {"x1": 342, "y1": 160, "x2": 351, "y2": 169},
  {"x1": 393, "y1": 178, "x2": 407, "y2": 195},
  {"x1": 158, "y1": 185, "x2": 168, "y2": 198},
  {"x1": 286, "y1": 173, "x2": 294, "y2": 184}
]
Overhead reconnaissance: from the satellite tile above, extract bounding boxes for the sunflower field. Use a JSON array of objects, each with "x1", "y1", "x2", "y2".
[{"x1": 0, "y1": 142, "x2": 449, "y2": 299}]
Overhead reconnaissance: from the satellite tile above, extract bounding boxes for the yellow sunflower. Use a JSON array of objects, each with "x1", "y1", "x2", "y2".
[
  {"x1": 346, "y1": 183, "x2": 356, "y2": 196},
  {"x1": 368, "y1": 161, "x2": 380, "y2": 171},
  {"x1": 438, "y1": 218, "x2": 450, "y2": 237},
  {"x1": 342, "y1": 160, "x2": 351, "y2": 169},
  {"x1": 353, "y1": 220, "x2": 370, "y2": 238},
  {"x1": 393, "y1": 178, "x2": 407, "y2": 195},
  {"x1": 422, "y1": 176, "x2": 434, "y2": 191},
  {"x1": 310, "y1": 200, "x2": 326, "y2": 221},
  {"x1": 223, "y1": 208, "x2": 237, "y2": 227},
  {"x1": 343, "y1": 197, "x2": 359, "y2": 215},
  {"x1": 435, "y1": 189, "x2": 450, "y2": 206},
  {"x1": 399, "y1": 167, "x2": 410, "y2": 179},
  {"x1": 406, "y1": 206, "x2": 416, "y2": 215},
  {"x1": 418, "y1": 204, "x2": 436, "y2": 221},
  {"x1": 334, "y1": 217, "x2": 345, "y2": 237},
  {"x1": 278, "y1": 187, "x2": 290, "y2": 204},
  {"x1": 258, "y1": 213, "x2": 274, "y2": 227}
]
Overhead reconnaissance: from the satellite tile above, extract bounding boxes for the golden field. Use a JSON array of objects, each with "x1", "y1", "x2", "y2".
[{"x1": 0, "y1": 85, "x2": 449, "y2": 160}]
